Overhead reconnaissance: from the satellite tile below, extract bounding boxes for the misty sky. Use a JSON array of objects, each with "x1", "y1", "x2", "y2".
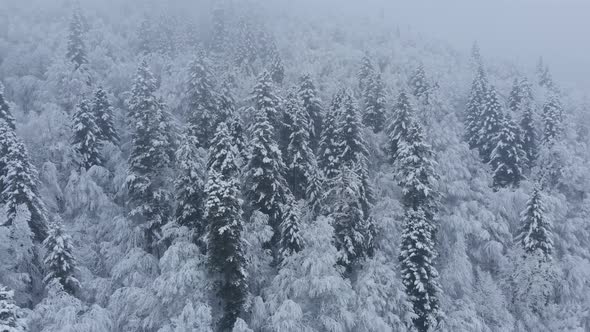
[{"x1": 380, "y1": 0, "x2": 590, "y2": 90}]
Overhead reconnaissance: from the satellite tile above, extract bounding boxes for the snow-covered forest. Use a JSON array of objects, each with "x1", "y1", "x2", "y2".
[{"x1": 1, "y1": 0, "x2": 589, "y2": 331}]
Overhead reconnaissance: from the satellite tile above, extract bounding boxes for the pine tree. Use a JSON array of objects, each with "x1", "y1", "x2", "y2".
[
  {"x1": 465, "y1": 67, "x2": 488, "y2": 151},
  {"x1": 91, "y1": 86, "x2": 119, "y2": 146},
  {"x1": 207, "y1": 122, "x2": 239, "y2": 178},
  {"x1": 217, "y1": 79, "x2": 236, "y2": 131},
  {"x1": 244, "y1": 108, "x2": 289, "y2": 247},
  {"x1": 1, "y1": 137, "x2": 48, "y2": 242},
  {"x1": 362, "y1": 72, "x2": 387, "y2": 133},
  {"x1": 515, "y1": 187, "x2": 553, "y2": 260},
  {"x1": 508, "y1": 78, "x2": 532, "y2": 114},
  {"x1": 520, "y1": 100, "x2": 538, "y2": 169},
  {"x1": 174, "y1": 133, "x2": 206, "y2": 247},
  {"x1": 358, "y1": 54, "x2": 375, "y2": 92},
  {"x1": 386, "y1": 91, "x2": 415, "y2": 162},
  {"x1": 0, "y1": 285, "x2": 25, "y2": 331},
  {"x1": 228, "y1": 114, "x2": 247, "y2": 164},
  {"x1": 0, "y1": 82, "x2": 15, "y2": 130},
  {"x1": 186, "y1": 55, "x2": 219, "y2": 149},
  {"x1": 478, "y1": 85, "x2": 505, "y2": 163},
  {"x1": 66, "y1": 9, "x2": 87, "y2": 70},
  {"x1": 279, "y1": 198, "x2": 304, "y2": 261},
  {"x1": 542, "y1": 93, "x2": 563, "y2": 145},
  {"x1": 489, "y1": 115, "x2": 525, "y2": 189},
  {"x1": 409, "y1": 64, "x2": 431, "y2": 105},
  {"x1": 71, "y1": 99, "x2": 103, "y2": 170},
  {"x1": 297, "y1": 74, "x2": 323, "y2": 152},
  {"x1": 206, "y1": 168, "x2": 247, "y2": 330},
  {"x1": 43, "y1": 221, "x2": 80, "y2": 295},
  {"x1": 252, "y1": 71, "x2": 280, "y2": 129},
  {"x1": 284, "y1": 95, "x2": 316, "y2": 200},
  {"x1": 318, "y1": 89, "x2": 346, "y2": 180},
  {"x1": 127, "y1": 59, "x2": 175, "y2": 255}
]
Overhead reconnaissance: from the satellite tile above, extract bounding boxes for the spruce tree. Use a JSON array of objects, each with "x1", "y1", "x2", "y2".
[
  {"x1": 318, "y1": 89, "x2": 346, "y2": 180},
  {"x1": 0, "y1": 82, "x2": 15, "y2": 130},
  {"x1": 0, "y1": 285, "x2": 25, "y2": 331},
  {"x1": 489, "y1": 115, "x2": 525, "y2": 189},
  {"x1": 362, "y1": 72, "x2": 387, "y2": 133},
  {"x1": 536, "y1": 57, "x2": 554, "y2": 89},
  {"x1": 386, "y1": 91, "x2": 415, "y2": 163},
  {"x1": 520, "y1": 100, "x2": 538, "y2": 169},
  {"x1": 127, "y1": 59, "x2": 175, "y2": 255},
  {"x1": 66, "y1": 9, "x2": 87, "y2": 70},
  {"x1": 0, "y1": 85, "x2": 16, "y2": 197},
  {"x1": 269, "y1": 53, "x2": 285, "y2": 85},
  {"x1": 297, "y1": 74, "x2": 323, "y2": 152},
  {"x1": 71, "y1": 99, "x2": 103, "y2": 170},
  {"x1": 279, "y1": 198, "x2": 304, "y2": 261},
  {"x1": 409, "y1": 64, "x2": 431, "y2": 105},
  {"x1": 358, "y1": 54, "x2": 375, "y2": 93},
  {"x1": 396, "y1": 121, "x2": 441, "y2": 332},
  {"x1": 174, "y1": 133, "x2": 206, "y2": 247},
  {"x1": 284, "y1": 95, "x2": 316, "y2": 200},
  {"x1": 542, "y1": 93, "x2": 563, "y2": 145},
  {"x1": 228, "y1": 114, "x2": 247, "y2": 164},
  {"x1": 252, "y1": 71, "x2": 280, "y2": 129},
  {"x1": 465, "y1": 67, "x2": 488, "y2": 151},
  {"x1": 207, "y1": 122, "x2": 239, "y2": 178},
  {"x1": 471, "y1": 41, "x2": 483, "y2": 69},
  {"x1": 186, "y1": 55, "x2": 218, "y2": 149},
  {"x1": 43, "y1": 221, "x2": 80, "y2": 294},
  {"x1": 1, "y1": 138, "x2": 48, "y2": 242},
  {"x1": 217, "y1": 79, "x2": 236, "y2": 131},
  {"x1": 478, "y1": 85, "x2": 505, "y2": 163},
  {"x1": 515, "y1": 187, "x2": 553, "y2": 260},
  {"x1": 91, "y1": 86, "x2": 119, "y2": 146},
  {"x1": 508, "y1": 78, "x2": 532, "y2": 114}
]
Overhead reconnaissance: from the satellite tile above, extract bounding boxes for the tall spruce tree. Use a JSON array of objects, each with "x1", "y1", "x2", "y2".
[
  {"x1": 91, "y1": 86, "x2": 119, "y2": 146},
  {"x1": 465, "y1": 67, "x2": 488, "y2": 150},
  {"x1": 66, "y1": 9, "x2": 87, "y2": 70},
  {"x1": 358, "y1": 54, "x2": 375, "y2": 93},
  {"x1": 208, "y1": 122, "x2": 239, "y2": 178},
  {"x1": 396, "y1": 121, "x2": 441, "y2": 332},
  {"x1": 515, "y1": 187, "x2": 553, "y2": 260},
  {"x1": 508, "y1": 78, "x2": 532, "y2": 114},
  {"x1": 297, "y1": 74, "x2": 323, "y2": 152},
  {"x1": 362, "y1": 72, "x2": 387, "y2": 133},
  {"x1": 409, "y1": 64, "x2": 431, "y2": 105},
  {"x1": 0, "y1": 285, "x2": 25, "y2": 331},
  {"x1": 126, "y1": 59, "x2": 175, "y2": 255},
  {"x1": 0, "y1": 82, "x2": 15, "y2": 130},
  {"x1": 279, "y1": 198, "x2": 304, "y2": 261},
  {"x1": 186, "y1": 55, "x2": 219, "y2": 149},
  {"x1": 43, "y1": 221, "x2": 80, "y2": 294},
  {"x1": 0, "y1": 85, "x2": 16, "y2": 197},
  {"x1": 520, "y1": 100, "x2": 538, "y2": 169},
  {"x1": 318, "y1": 89, "x2": 346, "y2": 180},
  {"x1": 489, "y1": 115, "x2": 525, "y2": 189},
  {"x1": 269, "y1": 53, "x2": 285, "y2": 85},
  {"x1": 174, "y1": 133, "x2": 206, "y2": 247},
  {"x1": 542, "y1": 93, "x2": 563, "y2": 145},
  {"x1": 478, "y1": 85, "x2": 504, "y2": 163},
  {"x1": 386, "y1": 91, "x2": 415, "y2": 163},
  {"x1": 71, "y1": 99, "x2": 103, "y2": 170},
  {"x1": 252, "y1": 71, "x2": 280, "y2": 129}
]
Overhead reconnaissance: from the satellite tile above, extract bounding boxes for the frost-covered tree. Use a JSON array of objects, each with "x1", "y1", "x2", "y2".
[
  {"x1": 520, "y1": 99, "x2": 538, "y2": 169},
  {"x1": 210, "y1": 5, "x2": 227, "y2": 54},
  {"x1": 0, "y1": 91, "x2": 16, "y2": 196},
  {"x1": 174, "y1": 134, "x2": 206, "y2": 247},
  {"x1": 251, "y1": 71, "x2": 280, "y2": 129},
  {"x1": 205, "y1": 168, "x2": 247, "y2": 330},
  {"x1": 318, "y1": 89, "x2": 346, "y2": 180},
  {"x1": 386, "y1": 91, "x2": 415, "y2": 163},
  {"x1": 269, "y1": 53, "x2": 285, "y2": 85},
  {"x1": 90, "y1": 86, "x2": 119, "y2": 146},
  {"x1": 43, "y1": 221, "x2": 80, "y2": 295},
  {"x1": 0, "y1": 82, "x2": 15, "y2": 130},
  {"x1": 465, "y1": 67, "x2": 488, "y2": 151},
  {"x1": 542, "y1": 93, "x2": 563, "y2": 145},
  {"x1": 508, "y1": 78, "x2": 532, "y2": 114},
  {"x1": 208, "y1": 122, "x2": 239, "y2": 178},
  {"x1": 169, "y1": 302, "x2": 213, "y2": 332},
  {"x1": 126, "y1": 59, "x2": 175, "y2": 255},
  {"x1": 515, "y1": 187, "x2": 553, "y2": 259},
  {"x1": 409, "y1": 64, "x2": 431, "y2": 105},
  {"x1": 297, "y1": 74, "x2": 323, "y2": 152},
  {"x1": 478, "y1": 85, "x2": 505, "y2": 163},
  {"x1": 279, "y1": 198, "x2": 304, "y2": 261},
  {"x1": 362, "y1": 72, "x2": 387, "y2": 133},
  {"x1": 66, "y1": 9, "x2": 87, "y2": 70},
  {"x1": 186, "y1": 55, "x2": 218, "y2": 149},
  {"x1": 217, "y1": 79, "x2": 236, "y2": 132},
  {"x1": 71, "y1": 99, "x2": 103, "y2": 170},
  {"x1": 0, "y1": 285, "x2": 26, "y2": 331},
  {"x1": 536, "y1": 57, "x2": 554, "y2": 89},
  {"x1": 358, "y1": 54, "x2": 375, "y2": 92},
  {"x1": 489, "y1": 115, "x2": 524, "y2": 189}
]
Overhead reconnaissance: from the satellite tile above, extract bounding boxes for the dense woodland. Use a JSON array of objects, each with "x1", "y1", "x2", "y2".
[{"x1": 1, "y1": 1, "x2": 590, "y2": 331}]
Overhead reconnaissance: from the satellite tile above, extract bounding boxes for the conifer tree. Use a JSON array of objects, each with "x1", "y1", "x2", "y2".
[
  {"x1": 471, "y1": 41, "x2": 483, "y2": 69},
  {"x1": 228, "y1": 114, "x2": 247, "y2": 163},
  {"x1": 536, "y1": 57, "x2": 554, "y2": 89},
  {"x1": 386, "y1": 91, "x2": 415, "y2": 162},
  {"x1": 207, "y1": 122, "x2": 239, "y2": 178},
  {"x1": 0, "y1": 82, "x2": 15, "y2": 130},
  {"x1": 217, "y1": 79, "x2": 236, "y2": 131},
  {"x1": 43, "y1": 221, "x2": 80, "y2": 295},
  {"x1": 515, "y1": 187, "x2": 553, "y2": 260},
  {"x1": 174, "y1": 133, "x2": 206, "y2": 247},
  {"x1": 0, "y1": 285, "x2": 25, "y2": 331},
  {"x1": 252, "y1": 71, "x2": 280, "y2": 129},
  {"x1": 269, "y1": 53, "x2": 285, "y2": 85},
  {"x1": 318, "y1": 89, "x2": 346, "y2": 180},
  {"x1": 127, "y1": 59, "x2": 175, "y2": 255},
  {"x1": 478, "y1": 85, "x2": 505, "y2": 163},
  {"x1": 210, "y1": 5, "x2": 227, "y2": 54},
  {"x1": 396, "y1": 121, "x2": 441, "y2": 332},
  {"x1": 358, "y1": 54, "x2": 375, "y2": 93},
  {"x1": 489, "y1": 115, "x2": 525, "y2": 189},
  {"x1": 0, "y1": 85, "x2": 16, "y2": 196},
  {"x1": 465, "y1": 67, "x2": 488, "y2": 150},
  {"x1": 66, "y1": 9, "x2": 87, "y2": 70},
  {"x1": 1, "y1": 138, "x2": 48, "y2": 242},
  {"x1": 91, "y1": 86, "x2": 119, "y2": 146},
  {"x1": 297, "y1": 74, "x2": 323, "y2": 152},
  {"x1": 409, "y1": 64, "x2": 431, "y2": 105},
  {"x1": 520, "y1": 100, "x2": 538, "y2": 169},
  {"x1": 508, "y1": 78, "x2": 532, "y2": 114},
  {"x1": 542, "y1": 93, "x2": 563, "y2": 145},
  {"x1": 235, "y1": 20, "x2": 257, "y2": 74},
  {"x1": 71, "y1": 99, "x2": 102, "y2": 170},
  {"x1": 362, "y1": 72, "x2": 387, "y2": 133},
  {"x1": 279, "y1": 198, "x2": 304, "y2": 261},
  {"x1": 186, "y1": 55, "x2": 218, "y2": 149},
  {"x1": 244, "y1": 108, "x2": 289, "y2": 247}
]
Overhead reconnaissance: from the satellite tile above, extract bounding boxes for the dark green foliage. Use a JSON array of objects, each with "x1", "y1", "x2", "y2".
[
  {"x1": 515, "y1": 187, "x2": 553, "y2": 260},
  {"x1": 71, "y1": 99, "x2": 103, "y2": 170},
  {"x1": 465, "y1": 67, "x2": 488, "y2": 151},
  {"x1": 91, "y1": 87, "x2": 119, "y2": 146},
  {"x1": 489, "y1": 115, "x2": 525, "y2": 189}
]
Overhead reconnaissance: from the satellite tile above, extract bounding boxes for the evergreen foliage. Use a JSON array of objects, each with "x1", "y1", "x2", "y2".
[
  {"x1": 43, "y1": 221, "x2": 80, "y2": 295},
  {"x1": 515, "y1": 187, "x2": 553, "y2": 260},
  {"x1": 386, "y1": 91, "x2": 415, "y2": 162},
  {"x1": 0, "y1": 285, "x2": 25, "y2": 331},
  {"x1": 0, "y1": 82, "x2": 15, "y2": 130},
  {"x1": 520, "y1": 98, "x2": 538, "y2": 169},
  {"x1": 251, "y1": 71, "x2": 280, "y2": 129},
  {"x1": 297, "y1": 74, "x2": 323, "y2": 152},
  {"x1": 542, "y1": 93, "x2": 563, "y2": 145},
  {"x1": 90, "y1": 86, "x2": 119, "y2": 146},
  {"x1": 465, "y1": 67, "x2": 488, "y2": 151},
  {"x1": 358, "y1": 54, "x2": 375, "y2": 93},
  {"x1": 362, "y1": 72, "x2": 387, "y2": 133},
  {"x1": 71, "y1": 99, "x2": 103, "y2": 170},
  {"x1": 409, "y1": 64, "x2": 431, "y2": 104},
  {"x1": 186, "y1": 55, "x2": 219, "y2": 149},
  {"x1": 278, "y1": 198, "x2": 304, "y2": 261},
  {"x1": 318, "y1": 89, "x2": 346, "y2": 180},
  {"x1": 478, "y1": 85, "x2": 505, "y2": 163},
  {"x1": 66, "y1": 9, "x2": 87, "y2": 69},
  {"x1": 489, "y1": 115, "x2": 525, "y2": 189}
]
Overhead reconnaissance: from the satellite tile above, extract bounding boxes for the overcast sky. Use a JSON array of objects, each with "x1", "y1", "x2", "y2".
[{"x1": 377, "y1": 0, "x2": 590, "y2": 90}]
